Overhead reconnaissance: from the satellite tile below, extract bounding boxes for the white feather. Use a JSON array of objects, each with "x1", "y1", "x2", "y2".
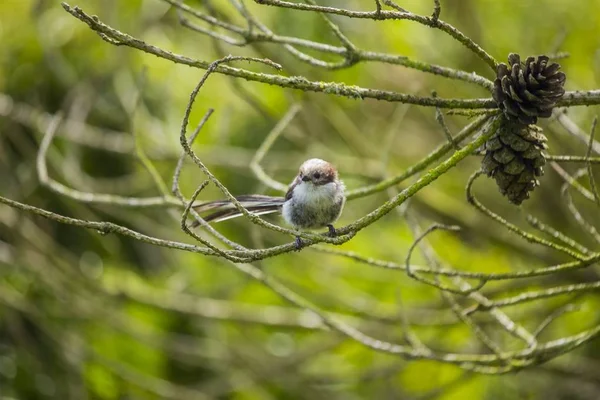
[
  {"x1": 282, "y1": 180, "x2": 345, "y2": 228},
  {"x1": 209, "y1": 208, "x2": 280, "y2": 223}
]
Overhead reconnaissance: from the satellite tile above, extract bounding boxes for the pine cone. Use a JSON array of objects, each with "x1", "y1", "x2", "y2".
[
  {"x1": 481, "y1": 120, "x2": 547, "y2": 205},
  {"x1": 493, "y1": 54, "x2": 566, "y2": 125}
]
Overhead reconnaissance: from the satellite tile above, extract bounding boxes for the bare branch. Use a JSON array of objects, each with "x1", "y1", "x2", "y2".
[
  {"x1": 62, "y1": 3, "x2": 496, "y2": 107},
  {"x1": 252, "y1": 0, "x2": 497, "y2": 70}
]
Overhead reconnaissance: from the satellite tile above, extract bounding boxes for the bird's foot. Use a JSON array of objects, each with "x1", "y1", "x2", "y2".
[
  {"x1": 327, "y1": 224, "x2": 337, "y2": 237},
  {"x1": 294, "y1": 236, "x2": 304, "y2": 251}
]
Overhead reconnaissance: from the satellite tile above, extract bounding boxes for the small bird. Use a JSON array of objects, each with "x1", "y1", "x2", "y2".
[{"x1": 192, "y1": 158, "x2": 346, "y2": 248}]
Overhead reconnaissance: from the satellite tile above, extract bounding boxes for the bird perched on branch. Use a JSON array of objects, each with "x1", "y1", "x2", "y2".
[{"x1": 193, "y1": 158, "x2": 346, "y2": 248}]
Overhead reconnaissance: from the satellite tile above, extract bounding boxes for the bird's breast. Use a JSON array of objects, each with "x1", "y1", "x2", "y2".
[
  {"x1": 291, "y1": 182, "x2": 338, "y2": 206},
  {"x1": 282, "y1": 182, "x2": 345, "y2": 229}
]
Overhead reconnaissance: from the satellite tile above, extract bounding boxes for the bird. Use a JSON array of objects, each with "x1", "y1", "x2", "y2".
[{"x1": 192, "y1": 158, "x2": 346, "y2": 248}]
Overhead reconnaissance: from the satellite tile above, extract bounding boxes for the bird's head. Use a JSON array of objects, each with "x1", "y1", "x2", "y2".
[{"x1": 297, "y1": 158, "x2": 338, "y2": 186}]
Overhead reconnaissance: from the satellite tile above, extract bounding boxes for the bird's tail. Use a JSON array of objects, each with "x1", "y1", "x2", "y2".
[{"x1": 191, "y1": 195, "x2": 284, "y2": 226}]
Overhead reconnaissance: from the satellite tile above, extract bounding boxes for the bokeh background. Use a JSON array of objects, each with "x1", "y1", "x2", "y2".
[{"x1": 1, "y1": 0, "x2": 600, "y2": 398}]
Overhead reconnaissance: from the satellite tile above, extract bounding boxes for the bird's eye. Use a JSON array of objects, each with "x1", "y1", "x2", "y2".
[{"x1": 313, "y1": 172, "x2": 321, "y2": 179}]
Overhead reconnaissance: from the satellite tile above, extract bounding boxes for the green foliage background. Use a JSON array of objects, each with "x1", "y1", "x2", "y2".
[{"x1": 1, "y1": 0, "x2": 600, "y2": 399}]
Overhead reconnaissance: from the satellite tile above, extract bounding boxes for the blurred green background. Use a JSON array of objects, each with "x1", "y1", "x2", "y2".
[{"x1": 1, "y1": 0, "x2": 600, "y2": 399}]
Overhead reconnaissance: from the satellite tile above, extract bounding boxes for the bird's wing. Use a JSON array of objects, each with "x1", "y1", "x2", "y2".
[{"x1": 285, "y1": 176, "x2": 300, "y2": 201}]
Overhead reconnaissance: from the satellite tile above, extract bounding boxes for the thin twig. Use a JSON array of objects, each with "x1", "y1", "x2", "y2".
[
  {"x1": 555, "y1": 165, "x2": 600, "y2": 244},
  {"x1": 252, "y1": 0, "x2": 497, "y2": 70},
  {"x1": 431, "y1": 0, "x2": 441, "y2": 23},
  {"x1": 346, "y1": 115, "x2": 490, "y2": 200},
  {"x1": 525, "y1": 214, "x2": 592, "y2": 256},
  {"x1": 466, "y1": 171, "x2": 587, "y2": 261},
  {"x1": 533, "y1": 304, "x2": 581, "y2": 338},
  {"x1": 405, "y1": 224, "x2": 486, "y2": 295},
  {"x1": 36, "y1": 113, "x2": 180, "y2": 208},
  {"x1": 313, "y1": 246, "x2": 600, "y2": 280},
  {"x1": 586, "y1": 117, "x2": 600, "y2": 205},
  {"x1": 250, "y1": 104, "x2": 301, "y2": 191},
  {"x1": 171, "y1": 109, "x2": 247, "y2": 250},
  {"x1": 433, "y1": 91, "x2": 460, "y2": 149}
]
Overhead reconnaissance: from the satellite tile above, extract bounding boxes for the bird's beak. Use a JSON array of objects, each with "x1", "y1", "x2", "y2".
[{"x1": 301, "y1": 175, "x2": 311, "y2": 182}]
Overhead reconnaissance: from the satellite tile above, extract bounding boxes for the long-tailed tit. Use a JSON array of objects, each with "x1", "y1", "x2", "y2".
[{"x1": 193, "y1": 158, "x2": 346, "y2": 248}]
